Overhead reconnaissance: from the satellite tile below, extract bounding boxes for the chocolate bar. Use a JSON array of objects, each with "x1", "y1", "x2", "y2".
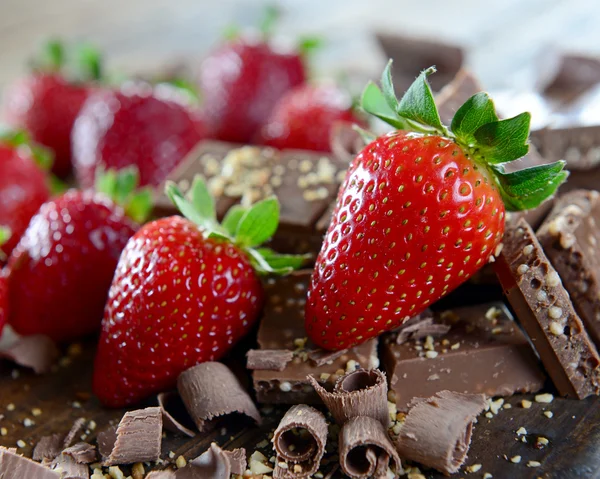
[
  {"x1": 537, "y1": 53, "x2": 600, "y2": 100},
  {"x1": 495, "y1": 218, "x2": 600, "y2": 398},
  {"x1": 381, "y1": 302, "x2": 545, "y2": 411},
  {"x1": 435, "y1": 69, "x2": 482, "y2": 125},
  {"x1": 153, "y1": 140, "x2": 348, "y2": 254},
  {"x1": 537, "y1": 190, "x2": 600, "y2": 347},
  {"x1": 251, "y1": 271, "x2": 379, "y2": 404}
]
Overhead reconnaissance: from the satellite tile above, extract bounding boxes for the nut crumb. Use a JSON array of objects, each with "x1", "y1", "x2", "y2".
[
  {"x1": 536, "y1": 436, "x2": 549, "y2": 447},
  {"x1": 527, "y1": 460, "x2": 541, "y2": 468},
  {"x1": 535, "y1": 393, "x2": 554, "y2": 404},
  {"x1": 544, "y1": 411, "x2": 553, "y2": 418},
  {"x1": 510, "y1": 455, "x2": 522, "y2": 464},
  {"x1": 175, "y1": 455, "x2": 187, "y2": 468},
  {"x1": 16, "y1": 439, "x2": 26, "y2": 448},
  {"x1": 31, "y1": 408, "x2": 42, "y2": 417},
  {"x1": 516, "y1": 427, "x2": 527, "y2": 436},
  {"x1": 521, "y1": 399, "x2": 532, "y2": 409},
  {"x1": 483, "y1": 473, "x2": 493, "y2": 479},
  {"x1": 465, "y1": 463, "x2": 482, "y2": 473}
]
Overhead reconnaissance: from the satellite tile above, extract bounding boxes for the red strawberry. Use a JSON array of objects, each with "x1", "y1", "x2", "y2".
[
  {"x1": 72, "y1": 84, "x2": 205, "y2": 188},
  {"x1": 2, "y1": 41, "x2": 100, "y2": 177},
  {"x1": 0, "y1": 132, "x2": 51, "y2": 258},
  {"x1": 257, "y1": 83, "x2": 364, "y2": 152},
  {"x1": 93, "y1": 177, "x2": 306, "y2": 407},
  {"x1": 305, "y1": 62, "x2": 568, "y2": 350},
  {"x1": 6, "y1": 169, "x2": 151, "y2": 342},
  {"x1": 0, "y1": 265, "x2": 8, "y2": 334}
]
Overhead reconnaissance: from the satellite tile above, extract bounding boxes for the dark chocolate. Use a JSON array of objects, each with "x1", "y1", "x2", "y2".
[
  {"x1": 496, "y1": 218, "x2": 600, "y2": 398},
  {"x1": 247, "y1": 349, "x2": 294, "y2": 371},
  {"x1": 329, "y1": 121, "x2": 365, "y2": 165},
  {"x1": 394, "y1": 309, "x2": 448, "y2": 345},
  {"x1": 531, "y1": 125, "x2": 600, "y2": 172},
  {"x1": 157, "y1": 391, "x2": 196, "y2": 437},
  {"x1": 0, "y1": 446, "x2": 61, "y2": 478},
  {"x1": 307, "y1": 348, "x2": 348, "y2": 367},
  {"x1": 0, "y1": 332, "x2": 59, "y2": 374},
  {"x1": 395, "y1": 390, "x2": 486, "y2": 475},
  {"x1": 539, "y1": 53, "x2": 600, "y2": 98},
  {"x1": 189, "y1": 443, "x2": 247, "y2": 479},
  {"x1": 435, "y1": 69, "x2": 482, "y2": 125}
]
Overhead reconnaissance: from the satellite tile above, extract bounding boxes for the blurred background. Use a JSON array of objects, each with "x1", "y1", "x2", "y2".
[{"x1": 1, "y1": 0, "x2": 599, "y2": 91}]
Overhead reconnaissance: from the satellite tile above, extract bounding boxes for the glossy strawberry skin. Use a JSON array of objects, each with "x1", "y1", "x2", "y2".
[
  {"x1": 72, "y1": 86, "x2": 205, "y2": 188},
  {"x1": 0, "y1": 270, "x2": 8, "y2": 334},
  {"x1": 0, "y1": 144, "x2": 50, "y2": 258},
  {"x1": 7, "y1": 190, "x2": 137, "y2": 342},
  {"x1": 93, "y1": 216, "x2": 263, "y2": 408},
  {"x1": 199, "y1": 39, "x2": 306, "y2": 143},
  {"x1": 305, "y1": 132, "x2": 505, "y2": 350},
  {"x1": 2, "y1": 73, "x2": 90, "y2": 177},
  {"x1": 257, "y1": 84, "x2": 363, "y2": 152}
]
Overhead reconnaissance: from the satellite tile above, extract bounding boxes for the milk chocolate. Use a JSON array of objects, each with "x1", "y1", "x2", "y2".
[
  {"x1": 51, "y1": 452, "x2": 89, "y2": 479},
  {"x1": 157, "y1": 391, "x2": 196, "y2": 437},
  {"x1": 247, "y1": 349, "x2": 294, "y2": 371},
  {"x1": 382, "y1": 302, "x2": 545, "y2": 411},
  {"x1": 496, "y1": 218, "x2": 600, "y2": 398},
  {"x1": 538, "y1": 53, "x2": 600, "y2": 99},
  {"x1": 33, "y1": 434, "x2": 63, "y2": 462},
  {"x1": 531, "y1": 125, "x2": 600, "y2": 172},
  {"x1": 435, "y1": 69, "x2": 482, "y2": 125},
  {"x1": 62, "y1": 443, "x2": 97, "y2": 464},
  {"x1": 191, "y1": 443, "x2": 247, "y2": 478},
  {"x1": 0, "y1": 330, "x2": 59, "y2": 374},
  {"x1": 0, "y1": 447, "x2": 60, "y2": 478},
  {"x1": 252, "y1": 271, "x2": 379, "y2": 404}
]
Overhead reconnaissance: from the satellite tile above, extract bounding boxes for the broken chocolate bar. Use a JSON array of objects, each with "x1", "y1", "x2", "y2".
[
  {"x1": 329, "y1": 121, "x2": 366, "y2": 165},
  {"x1": 0, "y1": 328, "x2": 59, "y2": 374},
  {"x1": 252, "y1": 271, "x2": 379, "y2": 404},
  {"x1": 62, "y1": 443, "x2": 97, "y2": 464},
  {"x1": 192, "y1": 443, "x2": 247, "y2": 478},
  {"x1": 0, "y1": 446, "x2": 60, "y2": 478},
  {"x1": 496, "y1": 218, "x2": 600, "y2": 398},
  {"x1": 247, "y1": 349, "x2": 294, "y2": 371},
  {"x1": 33, "y1": 434, "x2": 63, "y2": 462},
  {"x1": 538, "y1": 53, "x2": 600, "y2": 99},
  {"x1": 395, "y1": 390, "x2": 486, "y2": 475},
  {"x1": 382, "y1": 302, "x2": 545, "y2": 411},
  {"x1": 51, "y1": 452, "x2": 88, "y2": 479},
  {"x1": 435, "y1": 69, "x2": 482, "y2": 125}
]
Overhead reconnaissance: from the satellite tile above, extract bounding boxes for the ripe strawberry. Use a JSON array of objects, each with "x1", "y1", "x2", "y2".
[
  {"x1": 305, "y1": 62, "x2": 568, "y2": 350},
  {"x1": 257, "y1": 83, "x2": 365, "y2": 152},
  {"x1": 93, "y1": 177, "x2": 306, "y2": 407},
  {"x1": 72, "y1": 84, "x2": 205, "y2": 188},
  {"x1": 6, "y1": 169, "x2": 151, "y2": 342},
  {"x1": 2, "y1": 41, "x2": 100, "y2": 177},
  {"x1": 0, "y1": 132, "x2": 52, "y2": 259}
]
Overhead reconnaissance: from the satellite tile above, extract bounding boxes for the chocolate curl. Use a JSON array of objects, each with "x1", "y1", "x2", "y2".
[
  {"x1": 0, "y1": 447, "x2": 61, "y2": 478},
  {"x1": 62, "y1": 443, "x2": 97, "y2": 464},
  {"x1": 189, "y1": 443, "x2": 247, "y2": 478},
  {"x1": 395, "y1": 391, "x2": 486, "y2": 475},
  {"x1": 272, "y1": 405, "x2": 327, "y2": 478},
  {"x1": 51, "y1": 452, "x2": 88, "y2": 479},
  {"x1": 33, "y1": 434, "x2": 64, "y2": 462},
  {"x1": 338, "y1": 416, "x2": 402, "y2": 479},
  {"x1": 308, "y1": 369, "x2": 389, "y2": 427},
  {"x1": 145, "y1": 472, "x2": 176, "y2": 478},
  {"x1": 177, "y1": 362, "x2": 261, "y2": 432},
  {"x1": 157, "y1": 391, "x2": 196, "y2": 437},
  {"x1": 394, "y1": 309, "x2": 450, "y2": 345},
  {"x1": 98, "y1": 407, "x2": 162, "y2": 466},
  {"x1": 63, "y1": 418, "x2": 86, "y2": 448},
  {"x1": 0, "y1": 328, "x2": 59, "y2": 374},
  {"x1": 329, "y1": 121, "x2": 366, "y2": 165},
  {"x1": 307, "y1": 348, "x2": 348, "y2": 367},
  {"x1": 247, "y1": 349, "x2": 294, "y2": 371}
]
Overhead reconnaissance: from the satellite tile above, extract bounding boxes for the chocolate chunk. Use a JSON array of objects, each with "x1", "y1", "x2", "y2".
[
  {"x1": 395, "y1": 391, "x2": 486, "y2": 475},
  {"x1": 307, "y1": 348, "x2": 348, "y2": 367},
  {"x1": 272, "y1": 404, "x2": 327, "y2": 478},
  {"x1": 329, "y1": 121, "x2": 365, "y2": 165},
  {"x1": 157, "y1": 391, "x2": 196, "y2": 437},
  {"x1": 51, "y1": 452, "x2": 89, "y2": 479},
  {"x1": 64, "y1": 418, "x2": 86, "y2": 448},
  {"x1": 0, "y1": 329, "x2": 59, "y2": 373},
  {"x1": 177, "y1": 362, "x2": 261, "y2": 432},
  {"x1": 530, "y1": 125, "x2": 600, "y2": 171},
  {"x1": 338, "y1": 416, "x2": 402, "y2": 479},
  {"x1": 189, "y1": 443, "x2": 247, "y2": 478},
  {"x1": 382, "y1": 302, "x2": 545, "y2": 410},
  {"x1": 506, "y1": 199, "x2": 555, "y2": 231},
  {"x1": 539, "y1": 53, "x2": 600, "y2": 98},
  {"x1": 33, "y1": 433, "x2": 64, "y2": 461},
  {"x1": 62, "y1": 443, "x2": 97, "y2": 464},
  {"x1": 496, "y1": 218, "x2": 600, "y2": 398},
  {"x1": 394, "y1": 309, "x2": 448, "y2": 345},
  {"x1": 253, "y1": 272, "x2": 379, "y2": 404},
  {"x1": 308, "y1": 369, "x2": 389, "y2": 427},
  {"x1": 247, "y1": 349, "x2": 294, "y2": 371},
  {"x1": 0, "y1": 446, "x2": 60, "y2": 478},
  {"x1": 99, "y1": 407, "x2": 162, "y2": 466},
  {"x1": 435, "y1": 69, "x2": 482, "y2": 125}
]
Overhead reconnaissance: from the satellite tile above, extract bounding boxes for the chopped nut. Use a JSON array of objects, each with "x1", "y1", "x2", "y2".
[
  {"x1": 176, "y1": 455, "x2": 187, "y2": 468},
  {"x1": 16, "y1": 440, "x2": 26, "y2": 448},
  {"x1": 450, "y1": 342, "x2": 460, "y2": 350},
  {"x1": 544, "y1": 411, "x2": 553, "y2": 418},
  {"x1": 108, "y1": 466, "x2": 126, "y2": 479},
  {"x1": 483, "y1": 473, "x2": 493, "y2": 479},
  {"x1": 23, "y1": 418, "x2": 34, "y2": 427},
  {"x1": 522, "y1": 245, "x2": 534, "y2": 255},
  {"x1": 485, "y1": 412, "x2": 493, "y2": 419},
  {"x1": 537, "y1": 436, "x2": 549, "y2": 447},
  {"x1": 517, "y1": 264, "x2": 529, "y2": 274},
  {"x1": 548, "y1": 306, "x2": 563, "y2": 319},
  {"x1": 346, "y1": 359, "x2": 358, "y2": 372},
  {"x1": 465, "y1": 463, "x2": 482, "y2": 473},
  {"x1": 521, "y1": 399, "x2": 532, "y2": 409},
  {"x1": 545, "y1": 271, "x2": 561, "y2": 287},
  {"x1": 132, "y1": 462, "x2": 145, "y2": 479},
  {"x1": 279, "y1": 381, "x2": 292, "y2": 392},
  {"x1": 535, "y1": 393, "x2": 554, "y2": 403},
  {"x1": 516, "y1": 427, "x2": 527, "y2": 436},
  {"x1": 510, "y1": 455, "x2": 522, "y2": 464},
  {"x1": 527, "y1": 460, "x2": 541, "y2": 467},
  {"x1": 6, "y1": 403, "x2": 15, "y2": 411},
  {"x1": 425, "y1": 350, "x2": 438, "y2": 359},
  {"x1": 549, "y1": 321, "x2": 564, "y2": 336},
  {"x1": 31, "y1": 408, "x2": 42, "y2": 417},
  {"x1": 0, "y1": 428, "x2": 7, "y2": 436}
]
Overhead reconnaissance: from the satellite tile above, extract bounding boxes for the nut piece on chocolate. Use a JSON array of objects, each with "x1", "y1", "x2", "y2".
[
  {"x1": 538, "y1": 190, "x2": 600, "y2": 348},
  {"x1": 251, "y1": 271, "x2": 379, "y2": 404},
  {"x1": 382, "y1": 302, "x2": 545, "y2": 411},
  {"x1": 496, "y1": 218, "x2": 600, "y2": 398}
]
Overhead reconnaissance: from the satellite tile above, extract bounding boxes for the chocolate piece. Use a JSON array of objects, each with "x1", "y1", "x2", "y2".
[
  {"x1": 395, "y1": 391, "x2": 486, "y2": 475},
  {"x1": 383, "y1": 302, "x2": 545, "y2": 410},
  {"x1": 539, "y1": 53, "x2": 600, "y2": 98},
  {"x1": 51, "y1": 452, "x2": 89, "y2": 479},
  {"x1": 307, "y1": 348, "x2": 348, "y2": 367},
  {"x1": 308, "y1": 369, "x2": 389, "y2": 427},
  {"x1": 33, "y1": 433, "x2": 64, "y2": 461},
  {"x1": 99, "y1": 407, "x2": 162, "y2": 466},
  {"x1": 338, "y1": 416, "x2": 402, "y2": 479},
  {"x1": 252, "y1": 272, "x2": 379, "y2": 404},
  {"x1": 329, "y1": 121, "x2": 365, "y2": 165},
  {"x1": 64, "y1": 418, "x2": 86, "y2": 448},
  {"x1": 538, "y1": 190, "x2": 600, "y2": 347},
  {"x1": 272, "y1": 405, "x2": 327, "y2": 478},
  {"x1": 247, "y1": 349, "x2": 294, "y2": 371},
  {"x1": 435, "y1": 69, "x2": 482, "y2": 125},
  {"x1": 146, "y1": 472, "x2": 176, "y2": 478},
  {"x1": 177, "y1": 362, "x2": 261, "y2": 432},
  {"x1": 0, "y1": 330, "x2": 59, "y2": 374},
  {"x1": 189, "y1": 443, "x2": 247, "y2": 479},
  {"x1": 530, "y1": 125, "x2": 600, "y2": 171},
  {"x1": 62, "y1": 443, "x2": 97, "y2": 464},
  {"x1": 0, "y1": 446, "x2": 61, "y2": 478},
  {"x1": 496, "y1": 218, "x2": 600, "y2": 398},
  {"x1": 376, "y1": 32, "x2": 463, "y2": 93},
  {"x1": 394, "y1": 309, "x2": 449, "y2": 345},
  {"x1": 506, "y1": 199, "x2": 555, "y2": 231},
  {"x1": 157, "y1": 391, "x2": 196, "y2": 437}
]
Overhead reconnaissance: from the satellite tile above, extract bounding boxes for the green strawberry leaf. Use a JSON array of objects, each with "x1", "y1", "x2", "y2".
[
  {"x1": 397, "y1": 66, "x2": 445, "y2": 133},
  {"x1": 255, "y1": 247, "x2": 311, "y2": 271},
  {"x1": 260, "y1": 5, "x2": 280, "y2": 38},
  {"x1": 222, "y1": 205, "x2": 248, "y2": 237},
  {"x1": 114, "y1": 167, "x2": 139, "y2": 205},
  {"x1": 75, "y1": 43, "x2": 102, "y2": 81},
  {"x1": 451, "y1": 92, "x2": 499, "y2": 145},
  {"x1": 381, "y1": 60, "x2": 400, "y2": 112},
  {"x1": 0, "y1": 226, "x2": 11, "y2": 247},
  {"x1": 36, "y1": 39, "x2": 65, "y2": 71},
  {"x1": 222, "y1": 24, "x2": 241, "y2": 41},
  {"x1": 235, "y1": 197, "x2": 280, "y2": 248},
  {"x1": 125, "y1": 190, "x2": 153, "y2": 224},
  {"x1": 361, "y1": 81, "x2": 407, "y2": 130},
  {"x1": 96, "y1": 167, "x2": 152, "y2": 223},
  {"x1": 188, "y1": 176, "x2": 216, "y2": 224},
  {"x1": 472, "y1": 113, "x2": 531, "y2": 165},
  {"x1": 298, "y1": 36, "x2": 323, "y2": 56},
  {"x1": 166, "y1": 181, "x2": 212, "y2": 229}
]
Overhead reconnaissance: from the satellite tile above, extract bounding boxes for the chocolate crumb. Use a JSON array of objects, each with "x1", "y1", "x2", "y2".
[
  {"x1": 62, "y1": 443, "x2": 97, "y2": 464},
  {"x1": 0, "y1": 446, "x2": 60, "y2": 478},
  {"x1": 307, "y1": 348, "x2": 348, "y2": 367},
  {"x1": 395, "y1": 314, "x2": 450, "y2": 345},
  {"x1": 247, "y1": 349, "x2": 294, "y2": 371},
  {"x1": 157, "y1": 392, "x2": 196, "y2": 437}
]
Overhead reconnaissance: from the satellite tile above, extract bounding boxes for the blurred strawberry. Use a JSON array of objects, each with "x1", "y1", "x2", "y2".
[
  {"x1": 257, "y1": 83, "x2": 364, "y2": 152},
  {"x1": 0, "y1": 230, "x2": 10, "y2": 333},
  {"x1": 72, "y1": 83, "x2": 205, "y2": 188},
  {"x1": 2, "y1": 40, "x2": 101, "y2": 177}
]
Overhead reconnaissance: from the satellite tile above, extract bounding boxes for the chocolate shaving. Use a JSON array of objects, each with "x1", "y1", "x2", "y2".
[
  {"x1": 272, "y1": 404, "x2": 327, "y2": 478},
  {"x1": 338, "y1": 416, "x2": 402, "y2": 479},
  {"x1": 330, "y1": 121, "x2": 366, "y2": 165},
  {"x1": 62, "y1": 443, "x2": 97, "y2": 464},
  {"x1": 33, "y1": 433, "x2": 64, "y2": 461},
  {"x1": 64, "y1": 418, "x2": 86, "y2": 448},
  {"x1": 395, "y1": 317, "x2": 451, "y2": 344},
  {"x1": 187, "y1": 443, "x2": 247, "y2": 478},
  {"x1": 99, "y1": 407, "x2": 162, "y2": 466},
  {"x1": 247, "y1": 349, "x2": 294, "y2": 371},
  {"x1": 308, "y1": 369, "x2": 389, "y2": 427},
  {"x1": 51, "y1": 452, "x2": 89, "y2": 479},
  {"x1": 177, "y1": 362, "x2": 261, "y2": 432},
  {"x1": 395, "y1": 390, "x2": 486, "y2": 474},
  {"x1": 0, "y1": 331, "x2": 59, "y2": 373},
  {"x1": 145, "y1": 472, "x2": 176, "y2": 478},
  {"x1": 157, "y1": 391, "x2": 196, "y2": 437},
  {"x1": 0, "y1": 446, "x2": 61, "y2": 478},
  {"x1": 307, "y1": 348, "x2": 348, "y2": 367}
]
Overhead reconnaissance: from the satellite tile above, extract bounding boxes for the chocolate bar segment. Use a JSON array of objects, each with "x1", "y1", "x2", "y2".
[
  {"x1": 33, "y1": 434, "x2": 63, "y2": 462},
  {"x1": 252, "y1": 271, "x2": 379, "y2": 404},
  {"x1": 247, "y1": 349, "x2": 294, "y2": 371},
  {"x1": 0, "y1": 331, "x2": 59, "y2": 374},
  {"x1": 495, "y1": 217, "x2": 600, "y2": 398},
  {"x1": 531, "y1": 125, "x2": 600, "y2": 172},
  {"x1": 382, "y1": 302, "x2": 545, "y2": 411},
  {"x1": 0, "y1": 447, "x2": 61, "y2": 478},
  {"x1": 435, "y1": 69, "x2": 482, "y2": 125},
  {"x1": 538, "y1": 53, "x2": 600, "y2": 99}
]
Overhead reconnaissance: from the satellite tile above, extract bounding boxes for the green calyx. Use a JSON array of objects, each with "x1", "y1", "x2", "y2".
[
  {"x1": 94, "y1": 167, "x2": 153, "y2": 223},
  {"x1": 361, "y1": 60, "x2": 568, "y2": 212},
  {"x1": 32, "y1": 38, "x2": 103, "y2": 82},
  {"x1": 0, "y1": 226, "x2": 10, "y2": 261},
  {"x1": 165, "y1": 176, "x2": 309, "y2": 275}
]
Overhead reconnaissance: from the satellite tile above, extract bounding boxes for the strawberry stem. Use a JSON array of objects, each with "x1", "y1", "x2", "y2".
[{"x1": 94, "y1": 167, "x2": 153, "y2": 223}]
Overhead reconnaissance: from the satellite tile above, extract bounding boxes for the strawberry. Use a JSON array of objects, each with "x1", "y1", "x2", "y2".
[
  {"x1": 0, "y1": 231, "x2": 9, "y2": 333},
  {"x1": 93, "y1": 177, "x2": 306, "y2": 407},
  {"x1": 6, "y1": 168, "x2": 151, "y2": 342},
  {"x1": 0, "y1": 131, "x2": 52, "y2": 259},
  {"x1": 72, "y1": 84, "x2": 205, "y2": 188},
  {"x1": 305, "y1": 62, "x2": 568, "y2": 351},
  {"x1": 1, "y1": 41, "x2": 101, "y2": 177},
  {"x1": 257, "y1": 83, "x2": 365, "y2": 152}
]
